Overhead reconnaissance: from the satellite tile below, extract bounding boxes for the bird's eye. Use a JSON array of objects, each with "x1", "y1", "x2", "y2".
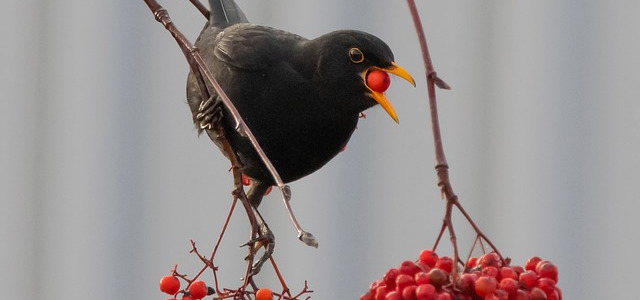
[{"x1": 348, "y1": 48, "x2": 364, "y2": 64}]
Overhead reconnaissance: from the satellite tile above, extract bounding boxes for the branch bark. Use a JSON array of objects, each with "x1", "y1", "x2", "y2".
[{"x1": 405, "y1": 0, "x2": 505, "y2": 276}]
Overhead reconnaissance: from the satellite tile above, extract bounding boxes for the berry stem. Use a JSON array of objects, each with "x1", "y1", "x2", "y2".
[
  {"x1": 433, "y1": 218, "x2": 446, "y2": 251},
  {"x1": 406, "y1": 0, "x2": 506, "y2": 271},
  {"x1": 269, "y1": 256, "x2": 292, "y2": 297},
  {"x1": 209, "y1": 197, "x2": 239, "y2": 296},
  {"x1": 452, "y1": 200, "x2": 505, "y2": 263}
]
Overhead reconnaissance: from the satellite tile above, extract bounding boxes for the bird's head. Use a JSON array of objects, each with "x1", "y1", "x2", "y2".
[{"x1": 311, "y1": 30, "x2": 416, "y2": 123}]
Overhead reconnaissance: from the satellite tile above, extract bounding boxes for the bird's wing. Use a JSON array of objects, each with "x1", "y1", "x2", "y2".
[{"x1": 213, "y1": 24, "x2": 306, "y2": 71}]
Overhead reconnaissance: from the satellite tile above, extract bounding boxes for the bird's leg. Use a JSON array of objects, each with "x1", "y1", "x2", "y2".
[
  {"x1": 242, "y1": 182, "x2": 275, "y2": 276},
  {"x1": 245, "y1": 207, "x2": 274, "y2": 276},
  {"x1": 278, "y1": 186, "x2": 318, "y2": 248},
  {"x1": 207, "y1": 121, "x2": 264, "y2": 283}
]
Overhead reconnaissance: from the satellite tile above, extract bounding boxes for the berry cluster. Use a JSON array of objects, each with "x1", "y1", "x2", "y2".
[
  {"x1": 159, "y1": 277, "x2": 215, "y2": 300},
  {"x1": 360, "y1": 250, "x2": 561, "y2": 300},
  {"x1": 159, "y1": 275, "x2": 274, "y2": 300}
]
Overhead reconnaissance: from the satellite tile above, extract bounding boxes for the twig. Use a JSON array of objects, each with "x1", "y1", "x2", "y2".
[
  {"x1": 405, "y1": 0, "x2": 505, "y2": 276},
  {"x1": 189, "y1": 0, "x2": 209, "y2": 19},
  {"x1": 269, "y1": 256, "x2": 292, "y2": 298},
  {"x1": 210, "y1": 196, "x2": 239, "y2": 296}
]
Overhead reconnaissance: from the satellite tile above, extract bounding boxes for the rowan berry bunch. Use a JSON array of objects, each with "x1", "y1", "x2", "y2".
[
  {"x1": 156, "y1": 246, "x2": 313, "y2": 300},
  {"x1": 159, "y1": 269, "x2": 279, "y2": 300},
  {"x1": 360, "y1": 250, "x2": 561, "y2": 300},
  {"x1": 159, "y1": 274, "x2": 215, "y2": 300}
]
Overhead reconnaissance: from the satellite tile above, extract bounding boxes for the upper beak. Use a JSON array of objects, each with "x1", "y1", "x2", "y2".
[{"x1": 363, "y1": 62, "x2": 416, "y2": 124}]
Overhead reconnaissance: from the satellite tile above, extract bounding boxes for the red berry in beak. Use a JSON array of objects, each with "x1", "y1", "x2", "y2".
[{"x1": 366, "y1": 69, "x2": 391, "y2": 93}]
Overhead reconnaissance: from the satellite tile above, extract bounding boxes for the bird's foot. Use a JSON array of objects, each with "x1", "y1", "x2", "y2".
[
  {"x1": 196, "y1": 96, "x2": 219, "y2": 130},
  {"x1": 241, "y1": 228, "x2": 275, "y2": 276}
]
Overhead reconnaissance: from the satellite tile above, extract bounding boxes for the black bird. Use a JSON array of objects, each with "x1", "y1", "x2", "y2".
[{"x1": 186, "y1": 0, "x2": 414, "y2": 273}]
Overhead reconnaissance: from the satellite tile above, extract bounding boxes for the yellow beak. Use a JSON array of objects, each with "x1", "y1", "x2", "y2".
[{"x1": 363, "y1": 62, "x2": 416, "y2": 124}]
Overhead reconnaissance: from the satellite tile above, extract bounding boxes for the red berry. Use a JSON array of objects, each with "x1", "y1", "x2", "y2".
[
  {"x1": 519, "y1": 271, "x2": 537, "y2": 289},
  {"x1": 435, "y1": 256, "x2": 453, "y2": 273},
  {"x1": 512, "y1": 265, "x2": 525, "y2": 274},
  {"x1": 478, "y1": 252, "x2": 502, "y2": 268},
  {"x1": 485, "y1": 294, "x2": 499, "y2": 300},
  {"x1": 466, "y1": 257, "x2": 478, "y2": 268},
  {"x1": 375, "y1": 286, "x2": 391, "y2": 300},
  {"x1": 435, "y1": 291, "x2": 452, "y2": 300},
  {"x1": 395, "y1": 274, "x2": 416, "y2": 294},
  {"x1": 534, "y1": 261, "x2": 549, "y2": 273},
  {"x1": 525, "y1": 257, "x2": 542, "y2": 272},
  {"x1": 499, "y1": 267, "x2": 518, "y2": 280},
  {"x1": 530, "y1": 287, "x2": 547, "y2": 300},
  {"x1": 255, "y1": 288, "x2": 273, "y2": 300},
  {"x1": 385, "y1": 291, "x2": 401, "y2": 300},
  {"x1": 416, "y1": 261, "x2": 431, "y2": 272},
  {"x1": 160, "y1": 276, "x2": 181, "y2": 295},
  {"x1": 182, "y1": 297, "x2": 196, "y2": 300},
  {"x1": 360, "y1": 292, "x2": 373, "y2": 300},
  {"x1": 241, "y1": 174, "x2": 251, "y2": 186},
  {"x1": 188, "y1": 280, "x2": 208, "y2": 299},
  {"x1": 399, "y1": 260, "x2": 423, "y2": 276},
  {"x1": 513, "y1": 289, "x2": 531, "y2": 300},
  {"x1": 536, "y1": 262, "x2": 558, "y2": 283},
  {"x1": 402, "y1": 285, "x2": 418, "y2": 300},
  {"x1": 366, "y1": 70, "x2": 391, "y2": 93},
  {"x1": 455, "y1": 273, "x2": 476, "y2": 292},
  {"x1": 546, "y1": 290, "x2": 559, "y2": 300},
  {"x1": 481, "y1": 266, "x2": 499, "y2": 278},
  {"x1": 474, "y1": 276, "x2": 498, "y2": 298},
  {"x1": 418, "y1": 250, "x2": 439, "y2": 267},
  {"x1": 415, "y1": 284, "x2": 436, "y2": 300},
  {"x1": 498, "y1": 278, "x2": 518, "y2": 295},
  {"x1": 415, "y1": 272, "x2": 430, "y2": 285},
  {"x1": 427, "y1": 268, "x2": 448, "y2": 288},
  {"x1": 384, "y1": 268, "x2": 400, "y2": 288},
  {"x1": 555, "y1": 287, "x2": 562, "y2": 300},
  {"x1": 494, "y1": 289, "x2": 509, "y2": 300},
  {"x1": 370, "y1": 280, "x2": 383, "y2": 295},
  {"x1": 264, "y1": 186, "x2": 273, "y2": 195},
  {"x1": 536, "y1": 278, "x2": 556, "y2": 296}
]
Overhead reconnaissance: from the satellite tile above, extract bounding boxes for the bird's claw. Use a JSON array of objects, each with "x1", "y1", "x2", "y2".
[
  {"x1": 241, "y1": 229, "x2": 275, "y2": 276},
  {"x1": 249, "y1": 239, "x2": 274, "y2": 276},
  {"x1": 196, "y1": 96, "x2": 218, "y2": 130},
  {"x1": 198, "y1": 96, "x2": 214, "y2": 112}
]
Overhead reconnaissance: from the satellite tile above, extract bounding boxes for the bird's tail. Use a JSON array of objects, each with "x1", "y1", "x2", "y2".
[{"x1": 208, "y1": 0, "x2": 249, "y2": 28}]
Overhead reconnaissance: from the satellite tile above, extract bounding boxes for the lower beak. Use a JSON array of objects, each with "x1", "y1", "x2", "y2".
[{"x1": 364, "y1": 62, "x2": 416, "y2": 124}]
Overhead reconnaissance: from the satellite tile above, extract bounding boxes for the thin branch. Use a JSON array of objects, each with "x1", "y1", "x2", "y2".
[
  {"x1": 406, "y1": 0, "x2": 451, "y2": 169},
  {"x1": 406, "y1": 0, "x2": 507, "y2": 275},
  {"x1": 269, "y1": 256, "x2": 292, "y2": 297},
  {"x1": 189, "y1": 0, "x2": 210, "y2": 19},
  {"x1": 210, "y1": 197, "x2": 239, "y2": 296}
]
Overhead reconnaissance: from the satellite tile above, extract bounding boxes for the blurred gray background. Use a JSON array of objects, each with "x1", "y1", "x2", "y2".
[{"x1": 2, "y1": 1, "x2": 638, "y2": 299}]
